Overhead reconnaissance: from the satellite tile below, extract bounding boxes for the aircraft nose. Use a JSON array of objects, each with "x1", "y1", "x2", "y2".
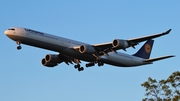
[{"x1": 4, "y1": 30, "x2": 9, "y2": 35}]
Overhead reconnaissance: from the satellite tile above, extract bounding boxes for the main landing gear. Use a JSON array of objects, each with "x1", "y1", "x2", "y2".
[
  {"x1": 86, "y1": 62, "x2": 95, "y2": 67},
  {"x1": 85, "y1": 61, "x2": 104, "y2": 68},
  {"x1": 73, "y1": 61, "x2": 104, "y2": 72},
  {"x1": 97, "y1": 62, "x2": 104, "y2": 67},
  {"x1": 16, "y1": 41, "x2": 22, "y2": 50},
  {"x1": 74, "y1": 64, "x2": 84, "y2": 72}
]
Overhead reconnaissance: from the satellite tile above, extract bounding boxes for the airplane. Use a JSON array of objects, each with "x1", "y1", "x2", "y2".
[{"x1": 4, "y1": 27, "x2": 174, "y2": 71}]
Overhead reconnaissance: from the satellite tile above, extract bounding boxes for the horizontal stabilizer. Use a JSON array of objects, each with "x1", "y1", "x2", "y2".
[{"x1": 143, "y1": 55, "x2": 175, "y2": 63}]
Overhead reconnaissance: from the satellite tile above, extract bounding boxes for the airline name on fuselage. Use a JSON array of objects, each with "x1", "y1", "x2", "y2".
[
  {"x1": 25, "y1": 28, "x2": 44, "y2": 35},
  {"x1": 25, "y1": 28, "x2": 58, "y2": 40}
]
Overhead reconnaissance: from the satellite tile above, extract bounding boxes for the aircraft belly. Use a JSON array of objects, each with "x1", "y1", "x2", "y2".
[
  {"x1": 100, "y1": 52, "x2": 143, "y2": 67},
  {"x1": 62, "y1": 49, "x2": 96, "y2": 62},
  {"x1": 23, "y1": 38, "x2": 66, "y2": 52},
  {"x1": 9, "y1": 34, "x2": 96, "y2": 62}
]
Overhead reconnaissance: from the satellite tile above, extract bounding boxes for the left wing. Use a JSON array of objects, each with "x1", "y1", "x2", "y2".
[{"x1": 92, "y1": 29, "x2": 171, "y2": 52}]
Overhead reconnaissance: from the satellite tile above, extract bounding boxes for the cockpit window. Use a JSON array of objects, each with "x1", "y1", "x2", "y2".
[{"x1": 8, "y1": 28, "x2": 15, "y2": 30}]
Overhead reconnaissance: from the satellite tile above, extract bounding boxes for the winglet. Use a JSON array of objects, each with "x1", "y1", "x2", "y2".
[{"x1": 162, "y1": 29, "x2": 172, "y2": 35}]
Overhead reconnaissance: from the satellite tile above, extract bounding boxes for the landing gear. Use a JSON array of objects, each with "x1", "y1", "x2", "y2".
[
  {"x1": 86, "y1": 62, "x2": 95, "y2": 67},
  {"x1": 17, "y1": 46, "x2": 22, "y2": 50},
  {"x1": 74, "y1": 64, "x2": 84, "y2": 71},
  {"x1": 74, "y1": 64, "x2": 80, "y2": 69},
  {"x1": 16, "y1": 41, "x2": 22, "y2": 50},
  {"x1": 73, "y1": 61, "x2": 104, "y2": 72},
  {"x1": 78, "y1": 67, "x2": 84, "y2": 71},
  {"x1": 98, "y1": 62, "x2": 104, "y2": 67},
  {"x1": 85, "y1": 61, "x2": 104, "y2": 68}
]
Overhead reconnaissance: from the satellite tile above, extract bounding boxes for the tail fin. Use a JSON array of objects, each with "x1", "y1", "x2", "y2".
[{"x1": 133, "y1": 40, "x2": 154, "y2": 59}]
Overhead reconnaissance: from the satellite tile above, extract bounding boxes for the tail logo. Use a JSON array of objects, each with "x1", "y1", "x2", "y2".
[{"x1": 145, "y1": 44, "x2": 151, "y2": 54}]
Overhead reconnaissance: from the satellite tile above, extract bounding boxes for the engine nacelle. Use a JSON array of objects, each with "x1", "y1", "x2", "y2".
[
  {"x1": 112, "y1": 39, "x2": 129, "y2": 49},
  {"x1": 79, "y1": 45, "x2": 96, "y2": 54},
  {"x1": 45, "y1": 54, "x2": 63, "y2": 63},
  {"x1": 41, "y1": 54, "x2": 63, "y2": 67},
  {"x1": 41, "y1": 58, "x2": 58, "y2": 67}
]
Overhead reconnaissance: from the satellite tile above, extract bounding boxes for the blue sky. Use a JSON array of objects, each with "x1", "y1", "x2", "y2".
[{"x1": 0, "y1": 1, "x2": 179, "y2": 101}]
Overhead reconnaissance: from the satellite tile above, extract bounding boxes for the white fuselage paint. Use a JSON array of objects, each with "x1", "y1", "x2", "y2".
[{"x1": 4, "y1": 27, "x2": 146, "y2": 67}]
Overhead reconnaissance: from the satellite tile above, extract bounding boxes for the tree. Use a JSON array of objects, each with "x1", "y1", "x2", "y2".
[{"x1": 141, "y1": 71, "x2": 180, "y2": 101}]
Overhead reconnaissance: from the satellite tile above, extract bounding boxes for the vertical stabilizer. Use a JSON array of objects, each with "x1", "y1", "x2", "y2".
[{"x1": 133, "y1": 40, "x2": 154, "y2": 59}]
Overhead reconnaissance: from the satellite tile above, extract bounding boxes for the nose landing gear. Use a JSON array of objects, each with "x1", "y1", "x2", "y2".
[
  {"x1": 16, "y1": 41, "x2": 22, "y2": 50},
  {"x1": 17, "y1": 46, "x2": 22, "y2": 50}
]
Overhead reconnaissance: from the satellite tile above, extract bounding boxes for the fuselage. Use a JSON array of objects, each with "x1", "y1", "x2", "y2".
[{"x1": 4, "y1": 27, "x2": 145, "y2": 67}]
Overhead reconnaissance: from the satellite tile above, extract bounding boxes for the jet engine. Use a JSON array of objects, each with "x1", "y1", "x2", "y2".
[
  {"x1": 79, "y1": 45, "x2": 96, "y2": 54},
  {"x1": 45, "y1": 54, "x2": 63, "y2": 63},
  {"x1": 41, "y1": 54, "x2": 63, "y2": 67},
  {"x1": 112, "y1": 39, "x2": 129, "y2": 49},
  {"x1": 41, "y1": 58, "x2": 58, "y2": 67}
]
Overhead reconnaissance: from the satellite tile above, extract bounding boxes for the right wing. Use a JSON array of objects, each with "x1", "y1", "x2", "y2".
[
  {"x1": 127, "y1": 29, "x2": 172, "y2": 46},
  {"x1": 92, "y1": 29, "x2": 172, "y2": 52}
]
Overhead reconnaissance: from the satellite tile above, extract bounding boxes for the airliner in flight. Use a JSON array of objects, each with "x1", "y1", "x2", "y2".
[{"x1": 4, "y1": 27, "x2": 174, "y2": 71}]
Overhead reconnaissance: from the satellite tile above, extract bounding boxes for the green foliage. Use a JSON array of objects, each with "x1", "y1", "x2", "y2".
[{"x1": 141, "y1": 71, "x2": 180, "y2": 101}]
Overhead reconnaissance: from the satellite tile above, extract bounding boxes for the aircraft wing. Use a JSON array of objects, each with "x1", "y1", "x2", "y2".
[
  {"x1": 143, "y1": 55, "x2": 175, "y2": 63},
  {"x1": 92, "y1": 29, "x2": 171, "y2": 52},
  {"x1": 92, "y1": 42, "x2": 113, "y2": 52},
  {"x1": 127, "y1": 29, "x2": 171, "y2": 45}
]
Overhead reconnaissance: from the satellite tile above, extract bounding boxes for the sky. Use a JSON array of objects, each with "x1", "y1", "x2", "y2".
[{"x1": 0, "y1": 1, "x2": 179, "y2": 101}]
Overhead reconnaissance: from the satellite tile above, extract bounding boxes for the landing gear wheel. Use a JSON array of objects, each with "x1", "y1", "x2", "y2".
[
  {"x1": 17, "y1": 46, "x2": 22, "y2": 50},
  {"x1": 80, "y1": 67, "x2": 84, "y2": 71},
  {"x1": 16, "y1": 41, "x2": 22, "y2": 50},
  {"x1": 74, "y1": 64, "x2": 80, "y2": 69},
  {"x1": 86, "y1": 62, "x2": 95, "y2": 68},
  {"x1": 78, "y1": 67, "x2": 84, "y2": 71},
  {"x1": 78, "y1": 68, "x2": 81, "y2": 71},
  {"x1": 77, "y1": 64, "x2": 80, "y2": 68},
  {"x1": 86, "y1": 64, "x2": 89, "y2": 67},
  {"x1": 98, "y1": 62, "x2": 104, "y2": 67},
  {"x1": 74, "y1": 65, "x2": 78, "y2": 69}
]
